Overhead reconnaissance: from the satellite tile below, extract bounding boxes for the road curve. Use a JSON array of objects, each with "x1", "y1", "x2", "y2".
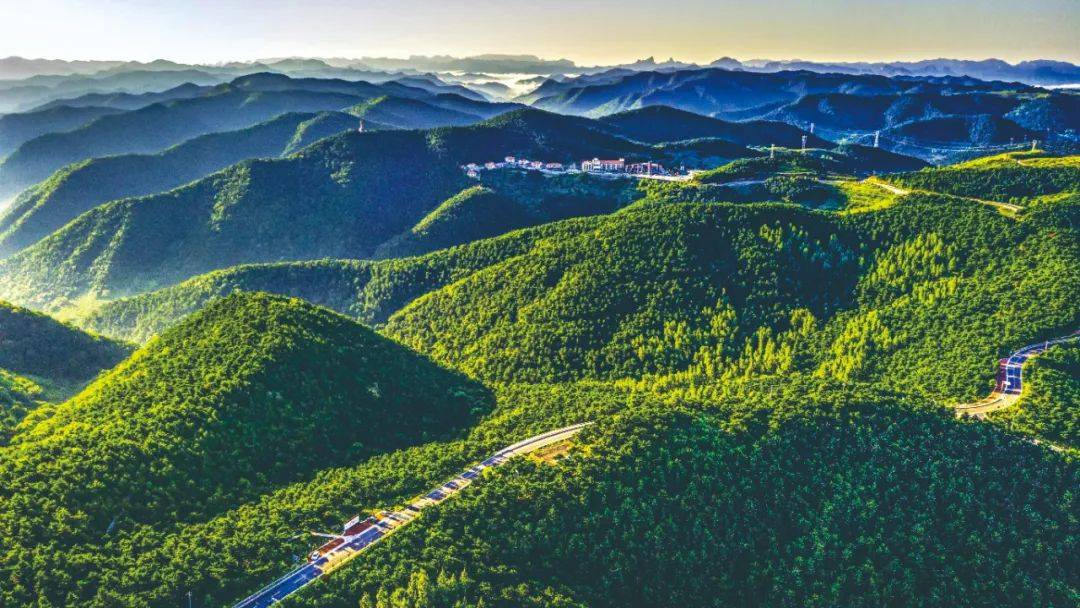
[
  {"x1": 955, "y1": 331, "x2": 1080, "y2": 418},
  {"x1": 231, "y1": 423, "x2": 592, "y2": 608}
]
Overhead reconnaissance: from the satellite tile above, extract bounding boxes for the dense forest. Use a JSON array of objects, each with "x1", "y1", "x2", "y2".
[{"x1": 0, "y1": 90, "x2": 1076, "y2": 608}]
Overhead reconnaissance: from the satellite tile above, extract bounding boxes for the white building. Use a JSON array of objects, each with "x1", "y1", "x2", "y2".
[{"x1": 582, "y1": 158, "x2": 626, "y2": 173}]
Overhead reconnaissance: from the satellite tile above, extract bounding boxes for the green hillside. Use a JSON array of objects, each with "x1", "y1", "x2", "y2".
[
  {"x1": 16, "y1": 377, "x2": 1076, "y2": 607},
  {"x1": 887, "y1": 151, "x2": 1080, "y2": 205},
  {"x1": 290, "y1": 385, "x2": 1078, "y2": 608},
  {"x1": 77, "y1": 217, "x2": 605, "y2": 342},
  {"x1": 0, "y1": 299, "x2": 130, "y2": 383},
  {"x1": 0, "y1": 111, "x2": 360, "y2": 257},
  {"x1": 0, "y1": 104, "x2": 122, "y2": 158},
  {"x1": 376, "y1": 172, "x2": 643, "y2": 259},
  {"x1": 0, "y1": 105, "x2": 1078, "y2": 608},
  {"x1": 0, "y1": 292, "x2": 492, "y2": 605},
  {"x1": 0, "y1": 88, "x2": 367, "y2": 198},
  {"x1": 349, "y1": 95, "x2": 482, "y2": 130},
  {"x1": 0, "y1": 368, "x2": 41, "y2": 443},
  {"x1": 282, "y1": 110, "x2": 374, "y2": 154},
  {"x1": 0, "y1": 109, "x2": 664, "y2": 312},
  {"x1": 0, "y1": 299, "x2": 130, "y2": 442},
  {"x1": 695, "y1": 145, "x2": 927, "y2": 184},
  {"x1": 375, "y1": 186, "x2": 528, "y2": 257},
  {"x1": 0, "y1": 128, "x2": 471, "y2": 311},
  {"x1": 378, "y1": 191, "x2": 1077, "y2": 403}
]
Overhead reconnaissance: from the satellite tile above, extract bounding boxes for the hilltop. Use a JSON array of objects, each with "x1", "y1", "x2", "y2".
[
  {"x1": 0, "y1": 109, "x2": 662, "y2": 311},
  {"x1": 598, "y1": 105, "x2": 827, "y2": 148},
  {"x1": 349, "y1": 95, "x2": 483, "y2": 130},
  {"x1": 0, "y1": 73, "x2": 520, "y2": 198},
  {"x1": 0, "y1": 142, "x2": 1076, "y2": 608},
  {"x1": 886, "y1": 151, "x2": 1080, "y2": 205},
  {"x1": 0, "y1": 111, "x2": 361, "y2": 257},
  {"x1": 0, "y1": 292, "x2": 492, "y2": 605},
  {"x1": 0, "y1": 299, "x2": 130, "y2": 438}
]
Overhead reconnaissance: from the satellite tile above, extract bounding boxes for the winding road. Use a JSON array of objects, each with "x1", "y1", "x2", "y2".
[
  {"x1": 865, "y1": 177, "x2": 1022, "y2": 214},
  {"x1": 955, "y1": 331, "x2": 1080, "y2": 418},
  {"x1": 231, "y1": 332, "x2": 1079, "y2": 606},
  {"x1": 232, "y1": 423, "x2": 591, "y2": 608}
]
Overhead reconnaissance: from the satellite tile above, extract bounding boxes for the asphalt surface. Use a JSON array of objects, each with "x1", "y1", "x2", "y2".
[
  {"x1": 231, "y1": 423, "x2": 591, "y2": 608},
  {"x1": 955, "y1": 331, "x2": 1079, "y2": 418}
]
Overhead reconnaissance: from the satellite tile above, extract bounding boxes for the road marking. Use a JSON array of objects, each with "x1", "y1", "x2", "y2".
[{"x1": 955, "y1": 331, "x2": 1079, "y2": 418}]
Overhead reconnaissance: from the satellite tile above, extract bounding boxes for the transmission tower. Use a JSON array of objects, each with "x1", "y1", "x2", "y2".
[
  {"x1": 770, "y1": 143, "x2": 775, "y2": 159},
  {"x1": 873, "y1": 131, "x2": 880, "y2": 148},
  {"x1": 801, "y1": 135, "x2": 807, "y2": 153}
]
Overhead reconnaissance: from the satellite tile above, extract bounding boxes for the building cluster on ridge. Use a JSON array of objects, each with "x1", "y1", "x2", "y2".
[{"x1": 463, "y1": 156, "x2": 682, "y2": 179}]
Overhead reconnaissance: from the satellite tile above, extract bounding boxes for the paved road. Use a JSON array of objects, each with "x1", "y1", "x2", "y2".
[
  {"x1": 955, "y1": 331, "x2": 1080, "y2": 418},
  {"x1": 865, "y1": 177, "x2": 1023, "y2": 214},
  {"x1": 231, "y1": 423, "x2": 591, "y2": 608}
]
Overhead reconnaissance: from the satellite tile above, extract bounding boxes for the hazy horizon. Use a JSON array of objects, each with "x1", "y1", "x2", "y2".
[{"x1": 2, "y1": 0, "x2": 1077, "y2": 66}]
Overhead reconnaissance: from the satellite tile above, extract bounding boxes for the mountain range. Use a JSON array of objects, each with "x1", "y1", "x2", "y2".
[
  {"x1": 0, "y1": 57, "x2": 1078, "y2": 608},
  {"x1": 6, "y1": 55, "x2": 1078, "y2": 85}
]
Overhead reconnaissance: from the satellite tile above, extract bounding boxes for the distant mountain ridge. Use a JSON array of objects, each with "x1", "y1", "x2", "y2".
[
  {"x1": 5, "y1": 55, "x2": 1077, "y2": 85},
  {"x1": 0, "y1": 110, "x2": 363, "y2": 258},
  {"x1": 0, "y1": 107, "x2": 911, "y2": 312},
  {"x1": 0, "y1": 72, "x2": 513, "y2": 198}
]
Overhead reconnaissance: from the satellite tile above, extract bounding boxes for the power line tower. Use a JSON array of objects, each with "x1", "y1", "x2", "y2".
[
  {"x1": 809, "y1": 122, "x2": 815, "y2": 135},
  {"x1": 801, "y1": 135, "x2": 807, "y2": 153},
  {"x1": 358, "y1": 119, "x2": 365, "y2": 133},
  {"x1": 1031, "y1": 139, "x2": 1039, "y2": 152},
  {"x1": 770, "y1": 143, "x2": 775, "y2": 159},
  {"x1": 873, "y1": 131, "x2": 880, "y2": 148}
]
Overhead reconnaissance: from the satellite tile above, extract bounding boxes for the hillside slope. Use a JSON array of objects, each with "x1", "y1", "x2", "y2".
[
  {"x1": 0, "y1": 86, "x2": 367, "y2": 198},
  {"x1": 887, "y1": 151, "x2": 1080, "y2": 204},
  {"x1": 599, "y1": 105, "x2": 828, "y2": 148},
  {"x1": 77, "y1": 217, "x2": 604, "y2": 342},
  {"x1": 349, "y1": 95, "x2": 482, "y2": 129},
  {"x1": 0, "y1": 109, "x2": 654, "y2": 311},
  {"x1": 0, "y1": 104, "x2": 123, "y2": 158},
  {"x1": 0, "y1": 111, "x2": 360, "y2": 257},
  {"x1": 0, "y1": 299, "x2": 130, "y2": 384},
  {"x1": 0, "y1": 300, "x2": 130, "y2": 437},
  {"x1": 0, "y1": 292, "x2": 492, "y2": 605}
]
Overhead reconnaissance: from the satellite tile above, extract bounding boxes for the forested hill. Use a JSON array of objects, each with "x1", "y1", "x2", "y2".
[
  {"x1": 75, "y1": 170, "x2": 1079, "y2": 406},
  {"x1": 597, "y1": 105, "x2": 827, "y2": 148},
  {"x1": 886, "y1": 151, "x2": 1080, "y2": 205},
  {"x1": 0, "y1": 111, "x2": 361, "y2": 257},
  {"x1": 0, "y1": 109, "x2": 661, "y2": 311},
  {"x1": 0, "y1": 72, "x2": 514, "y2": 199},
  {"x1": 0, "y1": 292, "x2": 492, "y2": 606},
  {"x1": 0, "y1": 104, "x2": 123, "y2": 159},
  {"x1": 0, "y1": 142, "x2": 1077, "y2": 608},
  {"x1": 0, "y1": 299, "x2": 130, "y2": 440},
  {"x1": 0, "y1": 87, "x2": 364, "y2": 198},
  {"x1": 0, "y1": 299, "x2": 129, "y2": 384}
]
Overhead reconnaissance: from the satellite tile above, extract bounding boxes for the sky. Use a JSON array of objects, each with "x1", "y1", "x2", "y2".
[{"x1": 1, "y1": 0, "x2": 1078, "y2": 65}]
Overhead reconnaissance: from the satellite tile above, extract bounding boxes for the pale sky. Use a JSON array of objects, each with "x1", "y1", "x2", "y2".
[{"x1": 1, "y1": 0, "x2": 1077, "y2": 65}]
